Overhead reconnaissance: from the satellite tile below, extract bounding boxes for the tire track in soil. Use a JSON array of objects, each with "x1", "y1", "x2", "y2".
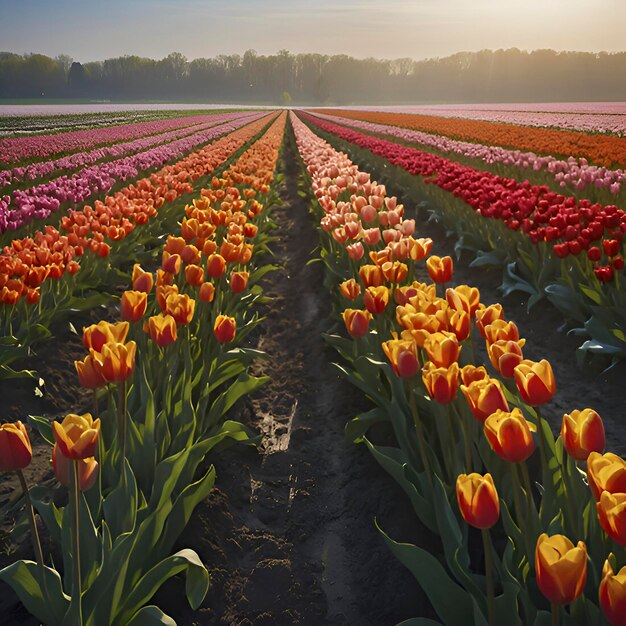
[{"x1": 159, "y1": 124, "x2": 432, "y2": 625}]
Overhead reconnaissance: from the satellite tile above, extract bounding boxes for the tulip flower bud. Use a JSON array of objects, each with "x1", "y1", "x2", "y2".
[
  {"x1": 340, "y1": 279, "x2": 361, "y2": 301},
  {"x1": 535, "y1": 534, "x2": 587, "y2": 605},
  {"x1": 230, "y1": 271, "x2": 249, "y2": 294},
  {"x1": 0, "y1": 421, "x2": 32, "y2": 472},
  {"x1": 381, "y1": 261, "x2": 408, "y2": 284},
  {"x1": 460, "y1": 364, "x2": 489, "y2": 386},
  {"x1": 599, "y1": 558, "x2": 626, "y2": 626},
  {"x1": 423, "y1": 331, "x2": 461, "y2": 368},
  {"x1": 83, "y1": 321, "x2": 129, "y2": 353},
  {"x1": 484, "y1": 408, "x2": 536, "y2": 463},
  {"x1": 475, "y1": 304, "x2": 504, "y2": 339},
  {"x1": 165, "y1": 293, "x2": 195, "y2": 326},
  {"x1": 199, "y1": 282, "x2": 215, "y2": 303},
  {"x1": 53, "y1": 445, "x2": 98, "y2": 492},
  {"x1": 587, "y1": 452, "x2": 626, "y2": 501},
  {"x1": 75, "y1": 353, "x2": 107, "y2": 389},
  {"x1": 342, "y1": 309, "x2": 372, "y2": 338},
  {"x1": 483, "y1": 319, "x2": 520, "y2": 345},
  {"x1": 185, "y1": 264, "x2": 205, "y2": 287},
  {"x1": 359, "y1": 264, "x2": 384, "y2": 288},
  {"x1": 426, "y1": 255, "x2": 453, "y2": 284},
  {"x1": 598, "y1": 492, "x2": 626, "y2": 547},
  {"x1": 446, "y1": 285, "x2": 481, "y2": 317},
  {"x1": 132, "y1": 264, "x2": 154, "y2": 293},
  {"x1": 561, "y1": 409, "x2": 605, "y2": 461},
  {"x1": 408, "y1": 237, "x2": 433, "y2": 261},
  {"x1": 456, "y1": 473, "x2": 500, "y2": 529},
  {"x1": 162, "y1": 252, "x2": 182, "y2": 275},
  {"x1": 120, "y1": 290, "x2": 147, "y2": 323},
  {"x1": 514, "y1": 359, "x2": 556, "y2": 406},
  {"x1": 146, "y1": 314, "x2": 177, "y2": 347},
  {"x1": 97, "y1": 341, "x2": 137, "y2": 383},
  {"x1": 214, "y1": 315, "x2": 236, "y2": 344},
  {"x1": 488, "y1": 339, "x2": 525, "y2": 378},
  {"x1": 207, "y1": 254, "x2": 227, "y2": 279},
  {"x1": 461, "y1": 378, "x2": 509, "y2": 424},
  {"x1": 363, "y1": 286, "x2": 390, "y2": 315},
  {"x1": 382, "y1": 339, "x2": 420, "y2": 378},
  {"x1": 421, "y1": 361, "x2": 459, "y2": 404},
  {"x1": 52, "y1": 413, "x2": 100, "y2": 460}
]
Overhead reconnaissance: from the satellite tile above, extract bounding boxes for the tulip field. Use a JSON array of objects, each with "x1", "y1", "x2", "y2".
[{"x1": 0, "y1": 104, "x2": 626, "y2": 625}]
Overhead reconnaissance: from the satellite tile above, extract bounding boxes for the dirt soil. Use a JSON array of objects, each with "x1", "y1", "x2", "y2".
[{"x1": 2, "y1": 121, "x2": 626, "y2": 625}]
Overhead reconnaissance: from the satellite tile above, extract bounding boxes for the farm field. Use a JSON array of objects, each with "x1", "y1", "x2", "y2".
[{"x1": 1, "y1": 103, "x2": 626, "y2": 626}]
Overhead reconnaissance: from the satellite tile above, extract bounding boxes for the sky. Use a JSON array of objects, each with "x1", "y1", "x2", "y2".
[{"x1": 0, "y1": 0, "x2": 624, "y2": 62}]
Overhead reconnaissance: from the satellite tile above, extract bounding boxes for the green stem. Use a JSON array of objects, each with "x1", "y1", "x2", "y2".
[
  {"x1": 118, "y1": 378, "x2": 127, "y2": 483},
  {"x1": 71, "y1": 461, "x2": 83, "y2": 626},
  {"x1": 482, "y1": 528, "x2": 495, "y2": 626},
  {"x1": 406, "y1": 380, "x2": 433, "y2": 486},
  {"x1": 446, "y1": 403, "x2": 459, "y2": 477},
  {"x1": 17, "y1": 470, "x2": 47, "y2": 596},
  {"x1": 510, "y1": 463, "x2": 525, "y2": 526},
  {"x1": 520, "y1": 461, "x2": 536, "y2": 525},
  {"x1": 551, "y1": 602, "x2": 559, "y2": 626}
]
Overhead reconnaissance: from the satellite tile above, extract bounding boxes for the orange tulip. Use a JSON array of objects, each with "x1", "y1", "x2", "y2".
[
  {"x1": 131, "y1": 264, "x2": 153, "y2": 293},
  {"x1": 342, "y1": 309, "x2": 372, "y2": 338},
  {"x1": 359, "y1": 264, "x2": 384, "y2": 288},
  {"x1": 535, "y1": 533, "x2": 587, "y2": 605},
  {"x1": 484, "y1": 319, "x2": 520, "y2": 345},
  {"x1": 161, "y1": 251, "x2": 182, "y2": 274},
  {"x1": 340, "y1": 278, "x2": 361, "y2": 301},
  {"x1": 488, "y1": 339, "x2": 526, "y2": 378},
  {"x1": 207, "y1": 254, "x2": 226, "y2": 279},
  {"x1": 96, "y1": 341, "x2": 137, "y2": 383},
  {"x1": 120, "y1": 290, "x2": 147, "y2": 323},
  {"x1": 199, "y1": 282, "x2": 215, "y2": 303},
  {"x1": 475, "y1": 304, "x2": 504, "y2": 339},
  {"x1": 83, "y1": 320, "x2": 129, "y2": 352},
  {"x1": 52, "y1": 445, "x2": 98, "y2": 491},
  {"x1": 184, "y1": 264, "x2": 205, "y2": 287},
  {"x1": 230, "y1": 271, "x2": 249, "y2": 294},
  {"x1": 423, "y1": 331, "x2": 461, "y2": 368},
  {"x1": 52, "y1": 413, "x2": 100, "y2": 460},
  {"x1": 214, "y1": 315, "x2": 236, "y2": 343},
  {"x1": 0, "y1": 421, "x2": 32, "y2": 472},
  {"x1": 460, "y1": 378, "x2": 509, "y2": 423},
  {"x1": 364, "y1": 286, "x2": 390, "y2": 315},
  {"x1": 561, "y1": 409, "x2": 606, "y2": 461},
  {"x1": 382, "y1": 339, "x2": 420, "y2": 378},
  {"x1": 75, "y1": 353, "x2": 107, "y2": 389},
  {"x1": 156, "y1": 268, "x2": 174, "y2": 287},
  {"x1": 407, "y1": 237, "x2": 433, "y2": 261},
  {"x1": 598, "y1": 492, "x2": 626, "y2": 547},
  {"x1": 446, "y1": 285, "x2": 481, "y2": 317},
  {"x1": 181, "y1": 244, "x2": 201, "y2": 265},
  {"x1": 484, "y1": 408, "x2": 536, "y2": 463},
  {"x1": 426, "y1": 255, "x2": 453, "y2": 284},
  {"x1": 164, "y1": 235, "x2": 186, "y2": 255},
  {"x1": 460, "y1": 364, "x2": 489, "y2": 387},
  {"x1": 165, "y1": 293, "x2": 195, "y2": 326},
  {"x1": 421, "y1": 361, "x2": 459, "y2": 404},
  {"x1": 599, "y1": 558, "x2": 626, "y2": 626},
  {"x1": 146, "y1": 314, "x2": 177, "y2": 347},
  {"x1": 587, "y1": 452, "x2": 626, "y2": 502},
  {"x1": 381, "y1": 261, "x2": 408, "y2": 284},
  {"x1": 456, "y1": 473, "x2": 500, "y2": 529},
  {"x1": 514, "y1": 359, "x2": 556, "y2": 406},
  {"x1": 445, "y1": 308, "x2": 471, "y2": 342},
  {"x1": 156, "y1": 284, "x2": 178, "y2": 312}
]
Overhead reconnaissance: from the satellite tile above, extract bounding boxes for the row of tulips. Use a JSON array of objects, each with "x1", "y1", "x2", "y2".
[
  {"x1": 312, "y1": 111, "x2": 625, "y2": 196},
  {"x1": 0, "y1": 113, "x2": 276, "y2": 379},
  {"x1": 0, "y1": 112, "x2": 287, "y2": 625},
  {"x1": 312, "y1": 108, "x2": 626, "y2": 169},
  {"x1": 349, "y1": 105, "x2": 626, "y2": 137},
  {"x1": 298, "y1": 112, "x2": 626, "y2": 363},
  {"x1": 0, "y1": 111, "x2": 263, "y2": 235},
  {"x1": 0, "y1": 112, "x2": 230, "y2": 165},
  {"x1": 0, "y1": 113, "x2": 254, "y2": 191},
  {"x1": 292, "y1": 111, "x2": 626, "y2": 626}
]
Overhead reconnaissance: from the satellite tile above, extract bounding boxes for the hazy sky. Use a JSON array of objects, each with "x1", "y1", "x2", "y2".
[{"x1": 0, "y1": 0, "x2": 624, "y2": 62}]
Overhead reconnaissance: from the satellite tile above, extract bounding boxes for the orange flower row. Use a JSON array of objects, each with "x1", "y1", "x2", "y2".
[{"x1": 314, "y1": 109, "x2": 626, "y2": 169}]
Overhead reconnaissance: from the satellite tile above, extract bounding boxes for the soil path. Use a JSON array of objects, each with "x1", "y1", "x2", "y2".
[{"x1": 159, "y1": 125, "x2": 429, "y2": 625}]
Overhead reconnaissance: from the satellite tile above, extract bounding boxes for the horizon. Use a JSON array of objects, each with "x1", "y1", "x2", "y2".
[{"x1": 0, "y1": 0, "x2": 624, "y2": 63}]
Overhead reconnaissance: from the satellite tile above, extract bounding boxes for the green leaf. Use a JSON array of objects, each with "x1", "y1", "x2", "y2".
[
  {"x1": 28, "y1": 414, "x2": 54, "y2": 445},
  {"x1": 344, "y1": 407, "x2": 387, "y2": 443},
  {"x1": 376, "y1": 520, "x2": 473, "y2": 626},
  {"x1": 127, "y1": 605, "x2": 176, "y2": 626},
  {"x1": 103, "y1": 459, "x2": 138, "y2": 537}
]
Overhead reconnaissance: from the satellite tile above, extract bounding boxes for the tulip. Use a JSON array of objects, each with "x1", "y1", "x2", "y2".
[
  {"x1": 199, "y1": 282, "x2": 215, "y2": 303},
  {"x1": 230, "y1": 271, "x2": 249, "y2": 294},
  {"x1": 83, "y1": 320, "x2": 129, "y2": 352},
  {"x1": 359, "y1": 264, "x2": 384, "y2": 288},
  {"x1": 381, "y1": 261, "x2": 408, "y2": 284},
  {"x1": 131, "y1": 264, "x2": 153, "y2": 293},
  {"x1": 146, "y1": 314, "x2": 177, "y2": 347},
  {"x1": 460, "y1": 364, "x2": 489, "y2": 386},
  {"x1": 0, "y1": 421, "x2": 32, "y2": 472},
  {"x1": 184, "y1": 264, "x2": 205, "y2": 287},
  {"x1": 456, "y1": 473, "x2": 500, "y2": 529},
  {"x1": 161, "y1": 252, "x2": 181, "y2": 274},
  {"x1": 484, "y1": 408, "x2": 536, "y2": 462},
  {"x1": 483, "y1": 319, "x2": 520, "y2": 345},
  {"x1": 598, "y1": 492, "x2": 626, "y2": 547},
  {"x1": 156, "y1": 284, "x2": 178, "y2": 311},
  {"x1": 587, "y1": 452, "x2": 626, "y2": 501},
  {"x1": 561, "y1": 409, "x2": 605, "y2": 461},
  {"x1": 475, "y1": 304, "x2": 504, "y2": 339},
  {"x1": 214, "y1": 315, "x2": 236, "y2": 344},
  {"x1": 446, "y1": 285, "x2": 481, "y2": 317},
  {"x1": 53, "y1": 445, "x2": 98, "y2": 492},
  {"x1": 421, "y1": 361, "x2": 459, "y2": 404},
  {"x1": 423, "y1": 331, "x2": 461, "y2": 368},
  {"x1": 342, "y1": 308, "x2": 372, "y2": 338},
  {"x1": 514, "y1": 359, "x2": 556, "y2": 406},
  {"x1": 407, "y1": 237, "x2": 433, "y2": 261},
  {"x1": 120, "y1": 290, "x2": 147, "y2": 323},
  {"x1": 461, "y1": 378, "x2": 509, "y2": 423},
  {"x1": 52, "y1": 413, "x2": 100, "y2": 460},
  {"x1": 382, "y1": 339, "x2": 420, "y2": 378},
  {"x1": 156, "y1": 268, "x2": 174, "y2": 287},
  {"x1": 165, "y1": 293, "x2": 195, "y2": 326},
  {"x1": 599, "y1": 558, "x2": 626, "y2": 626},
  {"x1": 535, "y1": 533, "x2": 587, "y2": 606},
  {"x1": 207, "y1": 253, "x2": 227, "y2": 279},
  {"x1": 445, "y1": 308, "x2": 471, "y2": 342},
  {"x1": 364, "y1": 286, "x2": 390, "y2": 315},
  {"x1": 96, "y1": 341, "x2": 137, "y2": 383},
  {"x1": 426, "y1": 255, "x2": 453, "y2": 284},
  {"x1": 181, "y1": 244, "x2": 201, "y2": 265},
  {"x1": 340, "y1": 278, "x2": 361, "y2": 301},
  {"x1": 75, "y1": 353, "x2": 107, "y2": 389},
  {"x1": 488, "y1": 339, "x2": 525, "y2": 378}
]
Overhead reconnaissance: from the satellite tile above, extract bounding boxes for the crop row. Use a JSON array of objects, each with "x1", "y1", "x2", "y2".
[
  {"x1": 292, "y1": 111, "x2": 626, "y2": 626},
  {"x1": 0, "y1": 112, "x2": 287, "y2": 625}
]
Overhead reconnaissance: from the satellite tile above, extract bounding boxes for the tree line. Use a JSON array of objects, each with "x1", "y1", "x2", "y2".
[{"x1": 1, "y1": 48, "x2": 625, "y2": 104}]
